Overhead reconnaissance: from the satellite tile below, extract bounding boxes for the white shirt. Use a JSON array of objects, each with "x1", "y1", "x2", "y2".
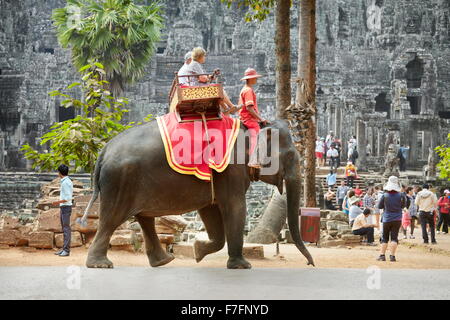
[
  {"x1": 327, "y1": 148, "x2": 338, "y2": 158},
  {"x1": 60, "y1": 176, "x2": 73, "y2": 207},
  {"x1": 178, "y1": 63, "x2": 191, "y2": 85},
  {"x1": 315, "y1": 141, "x2": 324, "y2": 153}
]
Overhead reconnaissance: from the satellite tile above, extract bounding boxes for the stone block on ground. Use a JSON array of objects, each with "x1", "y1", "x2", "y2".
[
  {"x1": 0, "y1": 230, "x2": 21, "y2": 245},
  {"x1": 155, "y1": 222, "x2": 178, "y2": 234},
  {"x1": 36, "y1": 208, "x2": 77, "y2": 232},
  {"x1": 110, "y1": 230, "x2": 136, "y2": 246},
  {"x1": 171, "y1": 243, "x2": 195, "y2": 259},
  {"x1": 326, "y1": 220, "x2": 349, "y2": 231},
  {"x1": 55, "y1": 231, "x2": 83, "y2": 248},
  {"x1": 327, "y1": 211, "x2": 349, "y2": 222},
  {"x1": 36, "y1": 197, "x2": 59, "y2": 210},
  {"x1": 29, "y1": 231, "x2": 54, "y2": 249},
  {"x1": 158, "y1": 234, "x2": 175, "y2": 244},
  {"x1": 337, "y1": 224, "x2": 352, "y2": 235},
  {"x1": 72, "y1": 217, "x2": 98, "y2": 233},
  {"x1": 242, "y1": 245, "x2": 264, "y2": 259},
  {"x1": 321, "y1": 239, "x2": 346, "y2": 247},
  {"x1": 0, "y1": 215, "x2": 21, "y2": 230},
  {"x1": 72, "y1": 206, "x2": 98, "y2": 219},
  {"x1": 158, "y1": 216, "x2": 188, "y2": 232},
  {"x1": 320, "y1": 210, "x2": 329, "y2": 218}
]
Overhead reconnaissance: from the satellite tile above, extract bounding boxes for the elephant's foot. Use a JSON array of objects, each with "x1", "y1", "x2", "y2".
[
  {"x1": 227, "y1": 256, "x2": 252, "y2": 269},
  {"x1": 86, "y1": 255, "x2": 114, "y2": 269},
  {"x1": 193, "y1": 240, "x2": 214, "y2": 263},
  {"x1": 149, "y1": 251, "x2": 175, "y2": 267}
]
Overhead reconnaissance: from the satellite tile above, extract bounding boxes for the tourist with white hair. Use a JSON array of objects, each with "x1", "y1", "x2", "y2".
[
  {"x1": 376, "y1": 176, "x2": 408, "y2": 262},
  {"x1": 177, "y1": 51, "x2": 192, "y2": 85}
]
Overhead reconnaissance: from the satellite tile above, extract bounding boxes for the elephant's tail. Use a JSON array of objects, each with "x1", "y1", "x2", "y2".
[{"x1": 77, "y1": 148, "x2": 104, "y2": 226}]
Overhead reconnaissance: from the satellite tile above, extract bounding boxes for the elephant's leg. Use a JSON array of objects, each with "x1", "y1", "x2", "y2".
[
  {"x1": 86, "y1": 213, "x2": 124, "y2": 269},
  {"x1": 194, "y1": 205, "x2": 225, "y2": 263},
  {"x1": 219, "y1": 197, "x2": 252, "y2": 269},
  {"x1": 136, "y1": 215, "x2": 175, "y2": 267}
]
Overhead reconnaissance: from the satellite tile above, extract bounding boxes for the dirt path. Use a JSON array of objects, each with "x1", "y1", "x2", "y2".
[{"x1": 1, "y1": 241, "x2": 449, "y2": 269}]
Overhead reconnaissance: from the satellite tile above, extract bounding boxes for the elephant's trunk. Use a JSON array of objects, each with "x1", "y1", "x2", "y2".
[{"x1": 285, "y1": 152, "x2": 315, "y2": 266}]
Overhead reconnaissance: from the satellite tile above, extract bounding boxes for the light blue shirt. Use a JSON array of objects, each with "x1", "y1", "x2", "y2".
[
  {"x1": 60, "y1": 176, "x2": 73, "y2": 206},
  {"x1": 327, "y1": 173, "x2": 337, "y2": 186}
]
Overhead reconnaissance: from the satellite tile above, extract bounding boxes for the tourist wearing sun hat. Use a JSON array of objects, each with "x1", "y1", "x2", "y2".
[
  {"x1": 376, "y1": 176, "x2": 409, "y2": 261},
  {"x1": 348, "y1": 195, "x2": 362, "y2": 226},
  {"x1": 437, "y1": 189, "x2": 450, "y2": 234},
  {"x1": 238, "y1": 68, "x2": 269, "y2": 168}
]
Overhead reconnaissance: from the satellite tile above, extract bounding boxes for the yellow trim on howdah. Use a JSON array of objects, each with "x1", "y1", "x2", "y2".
[{"x1": 156, "y1": 115, "x2": 241, "y2": 181}]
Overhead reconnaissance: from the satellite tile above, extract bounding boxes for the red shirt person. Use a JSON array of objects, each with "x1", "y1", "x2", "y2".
[{"x1": 238, "y1": 68, "x2": 269, "y2": 168}]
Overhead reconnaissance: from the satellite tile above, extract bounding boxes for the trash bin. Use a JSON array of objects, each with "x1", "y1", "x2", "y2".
[{"x1": 299, "y1": 207, "x2": 321, "y2": 244}]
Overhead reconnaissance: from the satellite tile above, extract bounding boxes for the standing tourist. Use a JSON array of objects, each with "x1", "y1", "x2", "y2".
[
  {"x1": 437, "y1": 189, "x2": 450, "y2": 234},
  {"x1": 327, "y1": 145, "x2": 339, "y2": 170},
  {"x1": 403, "y1": 186, "x2": 418, "y2": 239},
  {"x1": 326, "y1": 169, "x2": 337, "y2": 189},
  {"x1": 333, "y1": 137, "x2": 342, "y2": 167},
  {"x1": 344, "y1": 161, "x2": 357, "y2": 188},
  {"x1": 51, "y1": 165, "x2": 73, "y2": 257},
  {"x1": 398, "y1": 145, "x2": 410, "y2": 172},
  {"x1": 315, "y1": 137, "x2": 325, "y2": 167},
  {"x1": 415, "y1": 184, "x2": 438, "y2": 244},
  {"x1": 376, "y1": 176, "x2": 407, "y2": 262},
  {"x1": 336, "y1": 180, "x2": 350, "y2": 210},
  {"x1": 363, "y1": 187, "x2": 376, "y2": 213},
  {"x1": 326, "y1": 131, "x2": 334, "y2": 150},
  {"x1": 352, "y1": 208, "x2": 377, "y2": 246}
]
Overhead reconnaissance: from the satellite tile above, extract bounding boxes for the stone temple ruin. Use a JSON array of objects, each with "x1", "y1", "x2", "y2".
[{"x1": 0, "y1": 1, "x2": 449, "y2": 231}]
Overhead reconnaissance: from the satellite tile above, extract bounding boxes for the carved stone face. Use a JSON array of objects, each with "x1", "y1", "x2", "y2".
[{"x1": 405, "y1": 10, "x2": 422, "y2": 34}]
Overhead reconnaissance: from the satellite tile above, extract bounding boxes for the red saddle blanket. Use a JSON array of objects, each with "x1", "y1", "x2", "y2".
[{"x1": 156, "y1": 112, "x2": 241, "y2": 181}]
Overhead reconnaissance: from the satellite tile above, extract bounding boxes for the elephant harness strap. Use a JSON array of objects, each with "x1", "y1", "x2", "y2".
[{"x1": 199, "y1": 111, "x2": 216, "y2": 204}]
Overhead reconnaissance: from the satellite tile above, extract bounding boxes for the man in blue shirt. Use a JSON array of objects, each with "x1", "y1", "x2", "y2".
[{"x1": 52, "y1": 164, "x2": 73, "y2": 257}]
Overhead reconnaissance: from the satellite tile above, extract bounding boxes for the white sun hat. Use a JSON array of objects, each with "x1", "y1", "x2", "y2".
[{"x1": 383, "y1": 176, "x2": 401, "y2": 192}]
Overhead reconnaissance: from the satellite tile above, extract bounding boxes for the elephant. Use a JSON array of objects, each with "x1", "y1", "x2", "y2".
[{"x1": 78, "y1": 118, "x2": 315, "y2": 269}]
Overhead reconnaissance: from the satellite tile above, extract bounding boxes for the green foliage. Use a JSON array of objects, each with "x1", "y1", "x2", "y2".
[
  {"x1": 435, "y1": 133, "x2": 450, "y2": 181},
  {"x1": 52, "y1": 0, "x2": 163, "y2": 95},
  {"x1": 21, "y1": 62, "x2": 152, "y2": 174},
  {"x1": 220, "y1": 0, "x2": 277, "y2": 22}
]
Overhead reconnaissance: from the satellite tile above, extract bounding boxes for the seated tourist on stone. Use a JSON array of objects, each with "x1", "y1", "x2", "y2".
[
  {"x1": 177, "y1": 51, "x2": 192, "y2": 85},
  {"x1": 352, "y1": 208, "x2": 376, "y2": 245},
  {"x1": 348, "y1": 195, "x2": 362, "y2": 227},
  {"x1": 186, "y1": 47, "x2": 239, "y2": 114},
  {"x1": 324, "y1": 188, "x2": 336, "y2": 210}
]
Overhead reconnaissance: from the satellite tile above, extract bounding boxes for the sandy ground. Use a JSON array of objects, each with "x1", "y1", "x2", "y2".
[{"x1": 1, "y1": 238, "x2": 449, "y2": 269}]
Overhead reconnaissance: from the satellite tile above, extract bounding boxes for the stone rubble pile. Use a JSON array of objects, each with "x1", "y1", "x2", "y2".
[
  {"x1": 318, "y1": 210, "x2": 364, "y2": 247},
  {"x1": 0, "y1": 178, "x2": 189, "y2": 252}
]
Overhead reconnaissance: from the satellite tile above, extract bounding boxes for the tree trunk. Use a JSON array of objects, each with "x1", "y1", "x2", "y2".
[
  {"x1": 246, "y1": 0, "x2": 291, "y2": 244},
  {"x1": 287, "y1": 0, "x2": 317, "y2": 207},
  {"x1": 275, "y1": 0, "x2": 291, "y2": 119},
  {"x1": 302, "y1": 0, "x2": 317, "y2": 207}
]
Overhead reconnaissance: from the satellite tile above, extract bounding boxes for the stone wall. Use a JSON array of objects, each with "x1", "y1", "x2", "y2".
[{"x1": 2, "y1": 0, "x2": 448, "y2": 170}]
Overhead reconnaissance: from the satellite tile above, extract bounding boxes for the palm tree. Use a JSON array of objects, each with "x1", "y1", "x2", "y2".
[{"x1": 52, "y1": 0, "x2": 163, "y2": 96}]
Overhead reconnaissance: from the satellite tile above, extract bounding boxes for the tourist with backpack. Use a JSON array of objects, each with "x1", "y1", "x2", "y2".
[{"x1": 376, "y1": 176, "x2": 408, "y2": 262}]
